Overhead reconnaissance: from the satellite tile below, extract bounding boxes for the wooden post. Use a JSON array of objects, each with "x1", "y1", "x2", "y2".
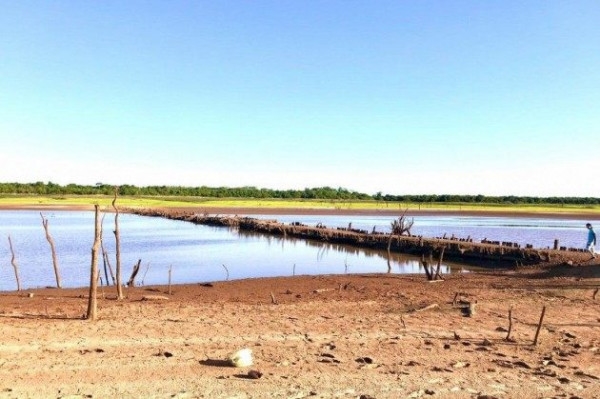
[
  {"x1": 553, "y1": 239, "x2": 559, "y2": 250},
  {"x1": 113, "y1": 187, "x2": 124, "y2": 299},
  {"x1": 40, "y1": 213, "x2": 61, "y2": 288},
  {"x1": 86, "y1": 205, "x2": 102, "y2": 321},
  {"x1": 222, "y1": 264, "x2": 229, "y2": 281},
  {"x1": 533, "y1": 306, "x2": 547, "y2": 346},
  {"x1": 126, "y1": 259, "x2": 142, "y2": 287},
  {"x1": 434, "y1": 247, "x2": 445, "y2": 280},
  {"x1": 7, "y1": 235, "x2": 21, "y2": 291},
  {"x1": 101, "y1": 241, "x2": 116, "y2": 285},
  {"x1": 506, "y1": 307, "x2": 513, "y2": 341},
  {"x1": 168, "y1": 265, "x2": 172, "y2": 295}
]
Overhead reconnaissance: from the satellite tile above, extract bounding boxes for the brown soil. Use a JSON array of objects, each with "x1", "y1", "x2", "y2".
[
  {"x1": 1, "y1": 206, "x2": 599, "y2": 398},
  {"x1": 1, "y1": 263, "x2": 600, "y2": 399}
]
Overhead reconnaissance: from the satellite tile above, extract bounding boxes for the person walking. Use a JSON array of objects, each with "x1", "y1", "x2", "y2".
[{"x1": 586, "y1": 223, "x2": 597, "y2": 259}]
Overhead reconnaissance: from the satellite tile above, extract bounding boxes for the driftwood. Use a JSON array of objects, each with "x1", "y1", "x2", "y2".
[
  {"x1": 86, "y1": 205, "x2": 102, "y2": 321},
  {"x1": 40, "y1": 213, "x2": 61, "y2": 288},
  {"x1": 126, "y1": 259, "x2": 142, "y2": 287},
  {"x1": 113, "y1": 187, "x2": 124, "y2": 299},
  {"x1": 7, "y1": 235, "x2": 21, "y2": 291}
]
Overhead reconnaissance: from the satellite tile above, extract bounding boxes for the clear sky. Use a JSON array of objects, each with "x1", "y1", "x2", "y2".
[{"x1": 1, "y1": 1, "x2": 599, "y2": 196}]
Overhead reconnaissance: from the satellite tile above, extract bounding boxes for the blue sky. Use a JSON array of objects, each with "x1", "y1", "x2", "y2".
[{"x1": 1, "y1": 1, "x2": 599, "y2": 196}]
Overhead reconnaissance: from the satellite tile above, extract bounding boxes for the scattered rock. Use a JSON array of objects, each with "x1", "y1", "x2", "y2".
[
  {"x1": 247, "y1": 369, "x2": 263, "y2": 379},
  {"x1": 451, "y1": 361, "x2": 470, "y2": 368},
  {"x1": 229, "y1": 348, "x2": 253, "y2": 367},
  {"x1": 156, "y1": 350, "x2": 173, "y2": 358}
]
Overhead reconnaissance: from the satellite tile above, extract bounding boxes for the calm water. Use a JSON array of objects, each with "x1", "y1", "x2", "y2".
[{"x1": 0, "y1": 211, "x2": 592, "y2": 291}]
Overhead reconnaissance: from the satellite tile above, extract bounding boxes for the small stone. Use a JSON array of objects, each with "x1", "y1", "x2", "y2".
[{"x1": 247, "y1": 370, "x2": 263, "y2": 379}]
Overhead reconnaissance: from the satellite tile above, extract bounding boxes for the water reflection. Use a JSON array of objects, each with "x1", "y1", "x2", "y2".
[{"x1": 235, "y1": 228, "x2": 456, "y2": 275}]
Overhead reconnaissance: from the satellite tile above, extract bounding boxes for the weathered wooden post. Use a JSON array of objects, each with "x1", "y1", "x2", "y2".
[
  {"x1": 86, "y1": 205, "x2": 102, "y2": 321},
  {"x1": 7, "y1": 235, "x2": 21, "y2": 291},
  {"x1": 113, "y1": 187, "x2": 124, "y2": 300},
  {"x1": 40, "y1": 213, "x2": 61, "y2": 288},
  {"x1": 533, "y1": 306, "x2": 547, "y2": 346},
  {"x1": 553, "y1": 239, "x2": 559, "y2": 250}
]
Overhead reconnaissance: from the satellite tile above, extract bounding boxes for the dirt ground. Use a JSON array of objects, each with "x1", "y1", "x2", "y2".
[
  {"x1": 1, "y1": 263, "x2": 599, "y2": 399},
  {"x1": 1, "y1": 206, "x2": 600, "y2": 398}
]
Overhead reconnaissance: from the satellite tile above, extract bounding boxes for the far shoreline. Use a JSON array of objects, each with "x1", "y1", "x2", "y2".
[{"x1": 1, "y1": 203, "x2": 600, "y2": 220}]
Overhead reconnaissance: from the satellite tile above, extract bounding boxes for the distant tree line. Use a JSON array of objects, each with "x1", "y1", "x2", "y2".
[{"x1": 0, "y1": 182, "x2": 599, "y2": 205}]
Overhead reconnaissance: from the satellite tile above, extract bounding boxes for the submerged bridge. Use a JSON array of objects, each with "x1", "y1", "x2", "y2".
[{"x1": 127, "y1": 208, "x2": 588, "y2": 268}]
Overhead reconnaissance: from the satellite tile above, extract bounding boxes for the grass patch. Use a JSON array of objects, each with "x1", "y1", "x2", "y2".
[{"x1": 1, "y1": 195, "x2": 599, "y2": 215}]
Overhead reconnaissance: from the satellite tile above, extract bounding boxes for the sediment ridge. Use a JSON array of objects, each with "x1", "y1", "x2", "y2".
[{"x1": 127, "y1": 208, "x2": 590, "y2": 267}]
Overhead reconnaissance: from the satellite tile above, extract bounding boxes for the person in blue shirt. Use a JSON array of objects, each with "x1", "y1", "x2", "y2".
[{"x1": 586, "y1": 223, "x2": 597, "y2": 259}]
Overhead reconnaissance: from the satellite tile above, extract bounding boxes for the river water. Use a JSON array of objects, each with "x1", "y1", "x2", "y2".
[{"x1": 0, "y1": 210, "x2": 592, "y2": 291}]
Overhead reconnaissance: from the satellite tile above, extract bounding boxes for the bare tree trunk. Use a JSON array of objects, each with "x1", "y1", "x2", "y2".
[
  {"x1": 126, "y1": 259, "x2": 142, "y2": 287},
  {"x1": 101, "y1": 241, "x2": 116, "y2": 285},
  {"x1": 99, "y1": 213, "x2": 114, "y2": 286},
  {"x1": 168, "y1": 265, "x2": 173, "y2": 295},
  {"x1": 421, "y1": 254, "x2": 433, "y2": 281},
  {"x1": 7, "y1": 235, "x2": 21, "y2": 291},
  {"x1": 40, "y1": 213, "x2": 61, "y2": 288},
  {"x1": 113, "y1": 187, "x2": 124, "y2": 300},
  {"x1": 434, "y1": 247, "x2": 445, "y2": 280},
  {"x1": 86, "y1": 205, "x2": 102, "y2": 321}
]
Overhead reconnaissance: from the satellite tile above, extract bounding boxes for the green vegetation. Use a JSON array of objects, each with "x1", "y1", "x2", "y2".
[
  {"x1": 1, "y1": 181, "x2": 599, "y2": 204},
  {"x1": 0, "y1": 182, "x2": 599, "y2": 214}
]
